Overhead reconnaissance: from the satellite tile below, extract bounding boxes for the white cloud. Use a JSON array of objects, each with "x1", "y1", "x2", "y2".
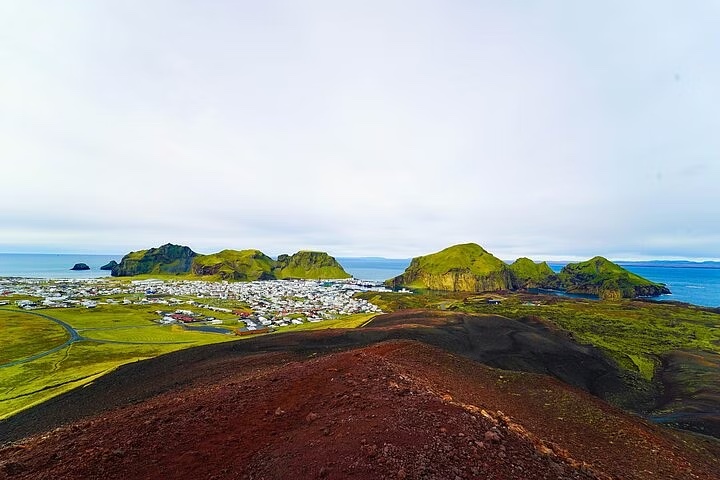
[{"x1": 1, "y1": 1, "x2": 718, "y2": 259}]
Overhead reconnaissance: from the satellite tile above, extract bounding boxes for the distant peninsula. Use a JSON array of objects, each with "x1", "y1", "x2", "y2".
[
  {"x1": 111, "y1": 243, "x2": 350, "y2": 280},
  {"x1": 387, "y1": 243, "x2": 670, "y2": 299}
]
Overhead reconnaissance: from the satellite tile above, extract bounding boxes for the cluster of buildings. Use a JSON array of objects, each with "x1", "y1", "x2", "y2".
[{"x1": 0, "y1": 277, "x2": 390, "y2": 329}]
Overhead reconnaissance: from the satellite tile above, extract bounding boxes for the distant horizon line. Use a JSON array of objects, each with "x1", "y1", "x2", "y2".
[{"x1": 2, "y1": 251, "x2": 720, "y2": 264}]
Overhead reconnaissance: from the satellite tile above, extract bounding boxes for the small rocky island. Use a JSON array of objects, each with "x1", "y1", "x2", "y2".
[
  {"x1": 70, "y1": 263, "x2": 91, "y2": 271},
  {"x1": 100, "y1": 260, "x2": 119, "y2": 271}
]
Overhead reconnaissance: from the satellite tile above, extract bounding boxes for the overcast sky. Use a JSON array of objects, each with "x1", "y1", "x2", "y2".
[{"x1": 1, "y1": 1, "x2": 719, "y2": 260}]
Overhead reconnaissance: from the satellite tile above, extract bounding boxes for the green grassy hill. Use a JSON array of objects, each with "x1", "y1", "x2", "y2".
[
  {"x1": 508, "y1": 257, "x2": 555, "y2": 288},
  {"x1": 192, "y1": 249, "x2": 276, "y2": 281},
  {"x1": 387, "y1": 243, "x2": 513, "y2": 292},
  {"x1": 557, "y1": 256, "x2": 670, "y2": 299},
  {"x1": 274, "y1": 251, "x2": 350, "y2": 279},
  {"x1": 112, "y1": 244, "x2": 197, "y2": 277},
  {"x1": 112, "y1": 244, "x2": 350, "y2": 281}
]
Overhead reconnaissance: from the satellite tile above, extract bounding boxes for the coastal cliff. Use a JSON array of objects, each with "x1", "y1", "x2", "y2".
[{"x1": 387, "y1": 243, "x2": 513, "y2": 292}]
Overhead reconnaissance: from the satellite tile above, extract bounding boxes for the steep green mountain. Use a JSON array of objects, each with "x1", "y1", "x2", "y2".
[
  {"x1": 111, "y1": 244, "x2": 197, "y2": 277},
  {"x1": 274, "y1": 251, "x2": 351, "y2": 279},
  {"x1": 191, "y1": 250, "x2": 276, "y2": 281},
  {"x1": 508, "y1": 257, "x2": 555, "y2": 289},
  {"x1": 387, "y1": 243, "x2": 513, "y2": 292},
  {"x1": 557, "y1": 256, "x2": 670, "y2": 299}
]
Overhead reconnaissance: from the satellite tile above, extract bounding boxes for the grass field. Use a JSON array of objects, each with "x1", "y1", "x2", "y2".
[
  {"x1": 1, "y1": 310, "x2": 69, "y2": 364},
  {"x1": 273, "y1": 313, "x2": 377, "y2": 333}
]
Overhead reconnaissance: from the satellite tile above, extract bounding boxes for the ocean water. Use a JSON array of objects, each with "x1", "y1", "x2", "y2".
[
  {"x1": 336, "y1": 257, "x2": 410, "y2": 283},
  {"x1": 1, "y1": 254, "x2": 718, "y2": 308},
  {"x1": 0, "y1": 254, "x2": 121, "y2": 279}
]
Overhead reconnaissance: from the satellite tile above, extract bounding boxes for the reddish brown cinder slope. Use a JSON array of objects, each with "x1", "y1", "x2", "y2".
[{"x1": 1, "y1": 341, "x2": 718, "y2": 480}]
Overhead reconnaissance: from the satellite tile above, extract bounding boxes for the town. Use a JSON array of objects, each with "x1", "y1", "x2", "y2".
[{"x1": 0, "y1": 277, "x2": 391, "y2": 332}]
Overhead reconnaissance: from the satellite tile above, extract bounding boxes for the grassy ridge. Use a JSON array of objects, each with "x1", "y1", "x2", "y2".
[{"x1": 192, "y1": 249, "x2": 276, "y2": 280}]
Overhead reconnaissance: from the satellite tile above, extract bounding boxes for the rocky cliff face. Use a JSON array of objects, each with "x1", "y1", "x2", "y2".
[
  {"x1": 388, "y1": 243, "x2": 513, "y2": 292},
  {"x1": 111, "y1": 244, "x2": 197, "y2": 277},
  {"x1": 274, "y1": 251, "x2": 350, "y2": 279}
]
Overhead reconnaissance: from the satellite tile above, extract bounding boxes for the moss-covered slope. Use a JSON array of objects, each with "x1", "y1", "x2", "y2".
[
  {"x1": 557, "y1": 256, "x2": 670, "y2": 299},
  {"x1": 111, "y1": 244, "x2": 197, "y2": 277},
  {"x1": 191, "y1": 250, "x2": 276, "y2": 281},
  {"x1": 509, "y1": 257, "x2": 555, "y2": 289},
  {"x1": 387, "y1": 243, "x2": 513, "y2": 292},
  {"x1": 274, "y1": 251, "x2": 350, "y2": 279}
]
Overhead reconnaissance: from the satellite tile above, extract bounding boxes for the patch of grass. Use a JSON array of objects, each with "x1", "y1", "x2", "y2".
[
  {"x1": 354, "y1": 291, "x2": 468, "y2": 312},
  {"x1": 47, "y1": 304, "x2": 160, "y2": 329},
  {"x1": 79, "y1": 324, "x2": 231, "y2": 343},
  {"x1": 273, "y1": 313, "x2": 377, "y2": 332},
  {"x1": 0, "y1": 310, "x2": 69, "y2": 364}
]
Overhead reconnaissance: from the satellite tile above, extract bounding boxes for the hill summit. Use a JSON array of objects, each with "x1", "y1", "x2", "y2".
[{"x1": 387, "y1": 243, "x2": 513, "y2": 292}]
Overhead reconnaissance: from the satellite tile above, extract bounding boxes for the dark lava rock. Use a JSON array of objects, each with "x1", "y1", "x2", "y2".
[
  {"x1": 70, "y1": 263, "x2": 91, "y2": 271},
  {"x1": 100, "y1": 260, "x2": 118, "y2": 271}
]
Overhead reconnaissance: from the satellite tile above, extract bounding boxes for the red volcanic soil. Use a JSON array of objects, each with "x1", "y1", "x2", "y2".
[{"x1": 1, "y1": 341, "x2": 718, "y2": 480}]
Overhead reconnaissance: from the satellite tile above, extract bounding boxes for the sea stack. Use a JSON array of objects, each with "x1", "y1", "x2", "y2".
[{"x1": 70, "y1": 263, "x2": 91, "y2": 271}]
